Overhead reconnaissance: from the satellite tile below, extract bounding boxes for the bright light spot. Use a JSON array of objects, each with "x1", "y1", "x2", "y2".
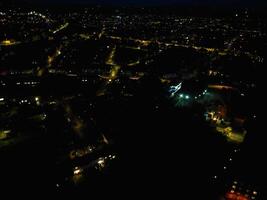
[
  {"x1": 223, "y1": 166, "x2": 227, "y2": 170},
  {"x1": 35, "y1": 97, "x2": 39, "y2": 101},
  {"x1": 179, "y1": 94, "x2": 184, "y2": 98},
  {"x1": 230, "y1": 190, "x2": 235, "y2": 193},
  {"x1": 229, "y1": 158, "x2": 232, "y2": 161},
  {"x1": 56, "y1": 184, "x2": 59, "y2": 187},
  {"x1": 73, "y1": 168, "x2": 82, "y2": 175},
  {"x1": 98, "y1": 158, "x2": 105, "y2": 164},
  {"x1": 0, "y1": 98, "x2": 4, "y2": 101},
  {"x1": 241, "y1": 93, "x2": 245, "y2": 96},
  {"x1": 112, "y1": 155, "x2": 116, "y2": 159},
  {"x1": 234, "y1": 181, "x2": 238, "y2": 184},
  {"x1": 2, "y1": 40, "x2": 11, "y2": 45},
  {"x1": 253, "y1": 191, "x2": 257, "y2": 195},
  {"x1": 232, "y1": 185, "x2": 236, "y2": 189},
  {"x1": 214, "y1": 175, "x2": 217, "y2": 179},
  {"x1": 185, "y1": 95, "x2": 190, "y2": 99}
]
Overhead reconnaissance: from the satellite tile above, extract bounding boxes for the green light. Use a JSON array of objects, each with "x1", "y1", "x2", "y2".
[
  {"x1": 185, "y1": 95, "x2": 190, "y2": 99},
  {"x1": 179, "y1": 94, "x2": 184, "y2": 98}
]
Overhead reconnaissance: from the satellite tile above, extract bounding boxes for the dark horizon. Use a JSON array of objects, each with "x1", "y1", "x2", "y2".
[{"x1": 1, "y1": 0, "x2": 267, "y2": 7}]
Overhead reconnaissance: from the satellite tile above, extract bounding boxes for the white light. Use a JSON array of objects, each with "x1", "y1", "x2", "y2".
[
  {"x1": 98, "y1": 159, "x2": 105, "y2": 164},
  {"x1": 0, "y1": 98, "x2": 4, "y2": 101},
  {"x1": 229, "y1": 158, "x2": 232, "y2": 161},
  {"x1": 179, "y1": 94, "x2": 184, "y2": 98},
  {"x1": 185, "y1": 95, "x2": 190, "y2": 99},
  {"x1": 73, "y1": 168, "x2": 81, "y2": 175},
  {"x1": 223, "y1": 166, "x2": 227, "y2": 170}
]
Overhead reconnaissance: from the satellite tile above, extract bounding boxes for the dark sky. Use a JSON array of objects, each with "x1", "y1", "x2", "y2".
[{"x1": 21, "y1": 0, "x2": 267, "y2": 6}]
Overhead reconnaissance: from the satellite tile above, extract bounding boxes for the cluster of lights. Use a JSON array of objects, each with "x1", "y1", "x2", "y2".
[
  {"x1": 16, "y1": 81, "x2": 38, "y2": 86},
  {"x1": 213, "y1": 148, "x2": 240, "y2": 182},
  {"x1": 20, "y1": 99, "x2": 28, "y2": 104},
  {"x1": 96, "y1": 155, "x2": 116, "y2": 170},
  {"x1": 73, "y1": 166, "x2": 83, "y2": 175},
  {"x1": 226, "y1": 181, "x2": 258, "y2": 200},
  {"x1": 69, "y1": 145, "x2": 95, "y2": 160},
  {"x1": 81, "y1": 79, "x2": 88, "y2": 82},
  {"x1": 195, "y1": 89, "x2": 208, "y2": 100},
  {"x1": 179, "y1": 94, "x2": 190, "y2": 99}
]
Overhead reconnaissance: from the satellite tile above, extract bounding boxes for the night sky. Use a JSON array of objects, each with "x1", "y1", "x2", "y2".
[{"x1": 18, "y1": 0, "x2": 267, "y2": 6}]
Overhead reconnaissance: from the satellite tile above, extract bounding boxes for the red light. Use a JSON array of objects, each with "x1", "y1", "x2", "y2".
[{"x1": 226, "y1": 192, "x2": 250, "y2": 200}]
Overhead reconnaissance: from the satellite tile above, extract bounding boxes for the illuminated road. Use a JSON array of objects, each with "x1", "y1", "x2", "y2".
[
  {"x1": 208, "y1": 84, "x2": 237, "y2": 90},
  {"x1": 37, "y1": 45, "x2": 63, "y2": 76},
  {"x1": 0, "y1": 39, "x2": 21, "y2": 46},
  {"x1": 51, "y1": 22, "x2": 69, "y2": 34},
  {"x1": 97, "y1": 46, "x2": 121, "y2": 96},
  {"x1": 106, "y1": 35, "x2": 229, "y2": 54},
  {"x1": 98, "y1": 27, "x2": 106, "y2": 39}
]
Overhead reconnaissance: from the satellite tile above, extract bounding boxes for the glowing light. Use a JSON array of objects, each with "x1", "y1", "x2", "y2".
[
  {"x1": 3, "y1": 40, "x2": 11, "y2": 45},
  {"x1": 73, "y1": 168, "x2": 82, "y2": 175},
  {"x1": 0, "y1": 98, "x2": 4, "y2": 101},
  {"x1": 98, "y1": 158, "x2": 105, "y2": 165},
  {"x1": 179, "y1": 94, "x2": 184, "y2": 98},
  {"x1": 169, "y1": 82, "x2": 182, "y2": 96},
  {"x1": 253, "y1": 191, "x2": 257, "y2": 195},
  {"x1": 185, "y1": 95, "x2": 190, "y2": 99}
]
